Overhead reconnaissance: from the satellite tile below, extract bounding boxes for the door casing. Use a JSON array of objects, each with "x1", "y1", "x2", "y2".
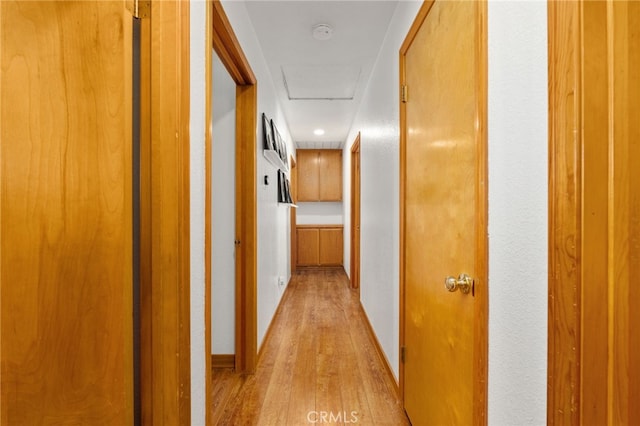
[
  {"x1": 350, "y1": 133, "x2": 361, "y2": 291},
  {"x1": 548, "y1": 1, "x2": 640, "y2": 423},
  {"x1": 205, "y1": 1, "x2": 258, "y2": 423},
  {"x1": 290, "y1": 156, "x2": 298, "y2": 274}
]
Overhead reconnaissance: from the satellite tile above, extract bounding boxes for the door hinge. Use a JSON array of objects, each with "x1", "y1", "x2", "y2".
[
  {"x1": 126, "y1": 0, "x2": 150, "y2": 19},
  {"x1": 401, "y1": 84, "x2": 408, "y2": 103},
  {"x1": 401, "y1": 346, "x2": 406, "y2": 363}
]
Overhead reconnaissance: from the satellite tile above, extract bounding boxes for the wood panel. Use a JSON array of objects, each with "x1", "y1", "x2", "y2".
[
  {"x1": 548, "y1": 1, "x2": 640, "y2": 424},
  {"x1": 297, "y1": 228, "x2": 320, "y2": 266},
  {"x1": 610, "y1": 1, "x2": 640, "y2": 422},
  {"x1": 319, "y1": 150, "x2": 343, "y2": 201},
  {"x1": 319, "y1": 228, "x2": 343, "y2": 266},
  {"x1": 1, "y1": 1, "x2": 133, "y2": 423},
  {"x1": 297, "y1": 150, "x2": 320, "y2": 201},
  {"x1": 580, "y1": 1, "x2": 609, "y2": 422},
  {"x1": 547, "y1": 2, "x2": 581, "y2": 423},
  {"x1": 148, "y1": 0, "x2": 191, "y2": 423}
]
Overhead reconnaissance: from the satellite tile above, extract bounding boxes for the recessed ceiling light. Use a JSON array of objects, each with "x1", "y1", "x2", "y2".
[
  {"x1": 313, "y1": 129, "x2": 325, "y2": 136},
  {"x1": 312, "y1": 24, "x2": 333, "y2": 41}
]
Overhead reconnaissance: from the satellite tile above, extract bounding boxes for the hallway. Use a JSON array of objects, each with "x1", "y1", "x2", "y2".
[{"x1": 210, "y1": 269, "x2": 410, "y2": 425}]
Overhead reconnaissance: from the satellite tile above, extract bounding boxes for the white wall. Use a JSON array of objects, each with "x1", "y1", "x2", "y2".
[
  {"x1": 343, "y1": 1, "x2": 548, "y2": 424},
  {"x1": 343, "y1": 0, "x2": 422, "y2": 382},
  {"x1": 296, "y1": 202, "x2": 343, "y2": 225},
  {"x1": 190, "y1": 1, "x2": 207, "y2": 424},
  {"x1": 211, "y1": 52, "x2": 236, "y2": 355},
  {"x1": 220, "y1": 0, "x2": 295, "y2": 348},
  {"x1": 487, "y1": 2, "x2": 548, "y2": 424},
  {"x1": 191, "y1": 1, "x2": 294, "y2": 422}
]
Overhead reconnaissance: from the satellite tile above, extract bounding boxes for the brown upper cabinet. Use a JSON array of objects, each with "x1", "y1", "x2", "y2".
[{"x1": 297, "y1": 149, "x2": 342, "y2": 201}]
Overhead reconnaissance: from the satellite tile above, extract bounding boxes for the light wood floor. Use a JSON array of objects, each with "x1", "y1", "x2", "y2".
[{"x1": 210, "y1": 268, "x2": 410, "y2": 425}]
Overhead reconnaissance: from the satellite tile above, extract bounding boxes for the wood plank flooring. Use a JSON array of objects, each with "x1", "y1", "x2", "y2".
[{"x1": 210, "y1": 268, "x2": 410, "y2": 425}]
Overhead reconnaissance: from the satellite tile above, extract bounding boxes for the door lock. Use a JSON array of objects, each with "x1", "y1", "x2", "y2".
[{"x1": 444, "y1": 273, "x2": 473, "y2": 294}]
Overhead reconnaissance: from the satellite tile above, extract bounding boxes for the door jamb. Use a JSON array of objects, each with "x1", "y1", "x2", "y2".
[
  {"x1": 205, "y1": 2, "x2": 258, "y2": 424},
  {"x1": 350, "y1": 133, "x2": 361, "y2": 291},
  {"x1": 140, "y1": 1, "x2": 191, "y2": 424},
  {"x1": 290, "y1": 155, "x2": 297, "y2": 275},
  {"x1": 398, "y1": 1, "x2": 488, "y2": 423},
  {"x1": 547, "y1": 3, "x2": 583, "y2": 423}
]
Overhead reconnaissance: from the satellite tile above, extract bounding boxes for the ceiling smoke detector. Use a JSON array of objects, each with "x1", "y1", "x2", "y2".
[{"x1": 312, "y1": 24, "x2": 333, "y2": 41}]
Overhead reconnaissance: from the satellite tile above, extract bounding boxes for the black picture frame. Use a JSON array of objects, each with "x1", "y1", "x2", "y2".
[
  {"x1": 278, "y1": 170, "x2": 286, "y2": 203},
  {"x1": 284, "y1": 178, "x2": 292, "y2": 204},
  {"x1": 271, "y1": 119, "x2": 282, "y2": 158},
  {"x1": 280, "y1": 134, "x2": 288, "y2": 163},
  {"x1": 262, "y1": 113, "x2": 275, "y2": 151}
]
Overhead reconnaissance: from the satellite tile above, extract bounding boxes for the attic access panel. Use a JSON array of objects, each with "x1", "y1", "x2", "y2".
[{"x1": 282, "y1": 64, "x2": 361, "y2": 100}]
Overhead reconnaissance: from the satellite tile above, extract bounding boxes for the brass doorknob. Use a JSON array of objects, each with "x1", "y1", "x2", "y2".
[{"x1": 444, "y1": 274, "x2": 473, "y2": 294}]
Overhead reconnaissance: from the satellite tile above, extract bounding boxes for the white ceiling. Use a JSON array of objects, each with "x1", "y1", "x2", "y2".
[{"x1": 243, "y1": 1, "x2": 399, "y2": 149}]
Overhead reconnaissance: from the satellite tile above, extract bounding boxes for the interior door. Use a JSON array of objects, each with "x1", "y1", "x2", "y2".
[
  {"x1": 1, "y1": 1, "x2": 134, "y2": 423},
  {"x1": 400, "y1": 1, "x2": 487, "y2": 424}
]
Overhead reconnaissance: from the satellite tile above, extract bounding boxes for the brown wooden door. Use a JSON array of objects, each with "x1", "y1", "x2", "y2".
[
  {"x1": 319, "y1": 150, "x2": 342, "y2": 201},
  {"x1": 297, "y1": 150, "x2": 320, "y2": 201},
  {"x1": 318, "y1": 228, "x2": 343, "y2": 266},
  {"x1": 400, "y1": 1, "x2": 487, "y2": 425},
  {"x1": 1, "y1": 1, "x2": 134, "y2": 423},
  {"x1": 297, "y1": 228, "x2": 320, "y2": 266}
]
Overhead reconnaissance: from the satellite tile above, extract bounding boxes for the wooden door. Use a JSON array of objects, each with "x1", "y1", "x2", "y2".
[
  {"x1": 548, "y1": 1, "x2": 640, "y2": 423},
  {"x1": 350, "y1": 134, "x2": 361, "y2": 290},
  {"x1": 297, "y1": 228, "x2": 320, "y2": 266},
  {"x1": 297, "y1": 150, "x2": 320, "y2": 201},
  {"x1": 400, "y1": 1, "x2": 487, "y2": 425},
  {"x1": 318, "y1": 228, "x2": 343, "y2": 266},
  {"x1": 1, "y1": 1, "x2": 134, "y2": 423},
  {"x1": 319, "y1": 150, "x2": 342, "y2": 201}
]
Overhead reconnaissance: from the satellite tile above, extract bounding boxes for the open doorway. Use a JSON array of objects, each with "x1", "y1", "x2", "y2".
[
  {"x1": 210, "y1": 50, "x2": 237, "y2": 368},
  {"x1": 206, "y1": 1, "x2": 258, "y2": 424}
]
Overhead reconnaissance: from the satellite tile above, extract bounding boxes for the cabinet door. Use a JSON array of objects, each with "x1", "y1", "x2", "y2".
[
  {"x1": 297, "y1": 228, "x2": 319, "y2": 265},
  {"x1": 319, "y1": 228, "x2": 343, "y2": 265},
  {"x1": 297, "y1": 150, "x2": 320, "y2": 201},
  {"x1": 319, "y1": 150, "x2": 342, "y2": 201}
]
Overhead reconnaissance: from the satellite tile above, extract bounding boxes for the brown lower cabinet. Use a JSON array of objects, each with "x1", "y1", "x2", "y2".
[{"x1": 296, "y1": 225, "x2": 343, "y2": 267}]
